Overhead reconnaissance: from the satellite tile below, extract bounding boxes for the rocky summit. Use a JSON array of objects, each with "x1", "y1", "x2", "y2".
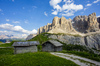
[
  {"x1": 38, "y1": 13, "x2": 100, "y2": 34},
  {"x1": 37, "y1": 16, "x2": 76, "y2": 34},
  {"x1": 73, "y1": 13, "x2": 99, "y2": 33}
]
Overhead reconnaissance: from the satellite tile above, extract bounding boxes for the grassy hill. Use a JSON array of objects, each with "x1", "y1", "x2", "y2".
[
  {"x1": 28, "y1": 33, "x2": 51, "y2": 44},
  {"x1": 0, "y1": 48, "x2": 78, "y2": 66}
]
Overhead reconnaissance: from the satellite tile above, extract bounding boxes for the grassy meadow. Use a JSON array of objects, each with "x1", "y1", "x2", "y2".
[{"x1": 0, "y1": 48, "x2": 78, "y2": 66}]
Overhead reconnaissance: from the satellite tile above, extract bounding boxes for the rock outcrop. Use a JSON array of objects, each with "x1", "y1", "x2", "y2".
[
  {"x1": 37, "y1": 16, "x2": 76, "y2": 34},
  {"x1": 38, "y1": 13, "x2": 100, "y2": 34},
  {"x1": 49, "y1": 34, "x2": 100, "y2": 50},
  {"x1": 73, "y1": 13, "x2": 99, "y2": 33}
]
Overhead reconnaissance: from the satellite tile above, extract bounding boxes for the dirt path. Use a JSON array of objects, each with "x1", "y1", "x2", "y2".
[{"x1": 51, "y1": 52, "x2": 100, "y2": 66}]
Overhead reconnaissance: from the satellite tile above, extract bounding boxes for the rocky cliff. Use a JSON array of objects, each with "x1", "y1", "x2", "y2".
[
  {"x1": 73, "y1": 13, "x2": 99, "y2": 33},
  {"x1": 37, "y1": 16, "x2": 76, "y2": 34},
  {"x1": 48, "y1": 33, "x2": 100, "y2": 50},
  {"x1": 38, "y1": 13, "x2": 100, "y2": 34}
]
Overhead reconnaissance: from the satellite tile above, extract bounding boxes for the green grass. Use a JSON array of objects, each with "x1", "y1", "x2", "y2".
[
  {"x1": 28, "y1": 33, "x2": 51, "y2": 44},
  {"x1": 0, "y1": 41, "x2": 3, "y2": 43},
  {"x1": 0, "y1": 48, "x2": 78, "y2": 66},
  {"x1": 0, "y1": 48, "x2": 14, "y2": 55},
  {"x1": 61, "y1": 50, "x2": 100, "y2": 62},
  {"x1": 0, "y1": 43, "x2": 12, "y2": 47}
]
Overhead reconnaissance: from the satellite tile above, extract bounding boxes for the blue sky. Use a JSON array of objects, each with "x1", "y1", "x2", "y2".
[{"x1": 0, "y1": 0, "x2": 100, "y2": 38}]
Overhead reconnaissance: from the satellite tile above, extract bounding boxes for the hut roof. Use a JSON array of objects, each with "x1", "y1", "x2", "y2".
[
  {"x1": 43, "y1": 40, "x2": 63, "y2": 47},
  {"x1": 12, "y1": 41, "x2": 39, "y2": 47}
]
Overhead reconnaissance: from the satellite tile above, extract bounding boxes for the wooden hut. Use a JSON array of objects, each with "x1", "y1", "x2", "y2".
[
  {"x1": 42, "y1": 40, "x2": 63, "y2": 52},
  {"x1": 12, "y1": 41, "x2": 39, "y2": 54}
]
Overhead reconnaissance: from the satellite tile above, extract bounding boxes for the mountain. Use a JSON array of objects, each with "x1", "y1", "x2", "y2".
[
  {"x1": 26, "y1": 34, "x2": 36, "y2": 40},
  {"x1": 38, "y1": 13, "x2": 100, "y2": 34},
  {"x1": 35, "y1": 13, "x2": 100, "y2": 51},
  {"x1": 0, "y1": 34, "x2": 19, "y2": 39},
  {"x1": 37, "y1": 16, "x2": 77, "y2": 34},
  {"x1": 73, "y1": 13, "x2": 99, "y2": 33}
]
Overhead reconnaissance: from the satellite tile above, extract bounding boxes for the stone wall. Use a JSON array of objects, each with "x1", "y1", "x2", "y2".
[{"x1": 14, "y1": 46, "x2": 37, "y2": 54}]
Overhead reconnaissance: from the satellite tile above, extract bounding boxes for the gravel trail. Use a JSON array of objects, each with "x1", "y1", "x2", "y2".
[{"x1": 51, "y1": 52, "x2": 100, "y2": 66}]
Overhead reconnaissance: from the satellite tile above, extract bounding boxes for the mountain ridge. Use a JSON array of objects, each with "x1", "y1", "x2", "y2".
[{"x1": 37, "y1": 13, "x2": 100, "y2": 35}]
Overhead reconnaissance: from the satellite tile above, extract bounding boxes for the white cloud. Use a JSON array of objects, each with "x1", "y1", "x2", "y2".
[
  {"x1": 84, "y1": 0, "x2": 100, "y2": 11},
  {"x1": 93, "y1": 0, "x2": 100, "y2": 3},
  {"x1": 0, "y1": 23, "x2": 37, "y2": 34},
  {"x1": 49, "y1": 0, "x2": 83, "y2": 16},
  {"x1": 86, "y1": 4, "x2": 92, "y2": 6},
  {"x1": 62, "y1": 12, "x2": 74, "y2": 16},
  {"x1": 97, "y1": 15, "x2": 100, "y2": 17},
  {"x1": 22, "y1": 34, "x2": 27, "y2": 38},
  {"x1": 49, "y1": 0, "x2": 62, "y2": 6},
  {"x1": 6, "y1": 19, "x2": 10, "y2": 22},
  {"x1": 44, "y1": 12, "x2": 48, "y2": 16},
  {"x1": 0, "y1": 31, "x2": 7, "y2": 33},
  {"x1": 62, "y1": 3, "x2": 83, "y2": 11},
  {"x1": 84, "y1": 8, "x2": 87, "y2": 11},
  {"x1": 12, "y1": 21, "x2": 20, "y2": 23},
  {"x1": 54, "y1": 5, "x2": 62, "y2": 11},
  {"x1": 0, "y1": 30, "x2": 28, "y2": 38},
  {"x1": 52, "y1": 11, "x2": 58, "y2": 15}
]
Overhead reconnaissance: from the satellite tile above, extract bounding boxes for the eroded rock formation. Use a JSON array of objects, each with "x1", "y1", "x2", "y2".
[
  {"x1": 37, "y1": 16, "x2": 76, "y2": 34},
  {"x1": 73, "y1": 13, "x2": 99, "y2": 33},
  {"x1": 38, "y1": 13, "x2": 100, "y2": 34}
]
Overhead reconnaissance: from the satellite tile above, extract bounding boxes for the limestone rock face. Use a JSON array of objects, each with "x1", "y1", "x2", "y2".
[
  {"x1": 38, "y1": 13, "x2": 100, "y2": 34},
  {"x1": 73, "y1": 13, "x2": 99, "y2": 33},
  {"x1": 49, "y1": 34, "x2": 100, "y2": 50},
  {"x1": 38, "y1": 16, "x2": 76, "y2": 34},
  {"x1": 52, "y1": 16, "x2": 60, "y2": 26},
  {"x1": 37, "y1": 23, "x2": 52, "y2": 34}
]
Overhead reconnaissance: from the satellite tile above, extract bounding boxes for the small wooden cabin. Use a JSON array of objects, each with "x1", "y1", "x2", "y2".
[
  {"x1": 42, "y1": 40, "x2": 63, "y2": 52},
  {"x1": 12, "y1": 41, "x2": 39, "y2": 54}
]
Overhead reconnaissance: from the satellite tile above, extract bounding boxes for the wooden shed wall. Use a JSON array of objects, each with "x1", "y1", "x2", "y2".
[
  {"x1": 42, "y1": 42, "x2": 62, "y2": 52},
  {"x1": 55, "y1": 46, "x2": 62, "y2": 51},
  {"x1": 14, "y1": 45, "x2": 37, "y2": 54},
  {"x1": 42, "y1": 42, "x2": 55, "y2": 52}
]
